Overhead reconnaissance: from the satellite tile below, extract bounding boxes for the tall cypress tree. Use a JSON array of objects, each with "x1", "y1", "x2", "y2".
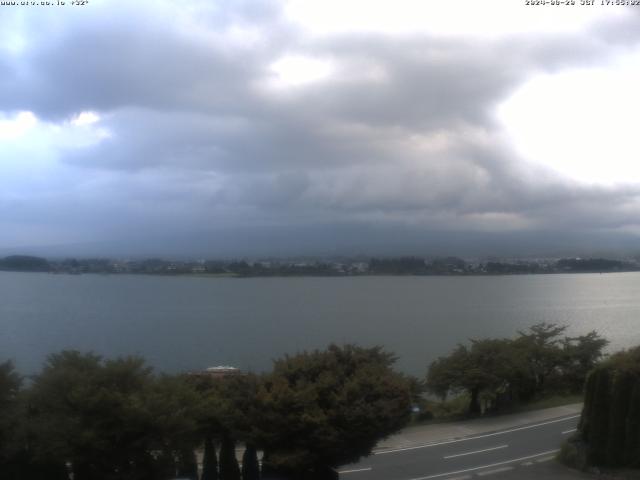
[
  {"x1": 154, "y1": 449, "x2": 176, "y2": 480},
  {"x1": 202, "y1": 436, "x2": 219, "y2": 480},
  {"x1": 624, "y1": 382, "x2": 640, "y2": 467},
  {"x1": 177, "y1": 448, "x2": 198, "y2": 480},
  {"x1": 577, "y1": 346, "x2": 640, "y2": 468},
  {"x1": 241, "y1": 444, "x2": 260, "y2": 480},
  {"x1": 587, "y1": 368, "x2": 611, "y2": 465},
  {"x1": 605, "y1": 371, "x2": 634, "y2": 465},
  {"x1": 260, "y1": 451, "x2": 276, "y2": 477},
  {"x1": 25, "y1": 458, "x2": 70, "y2": 480},
  {"x1": 219, "y1": 436, "x2": 241, "y2": 480}
]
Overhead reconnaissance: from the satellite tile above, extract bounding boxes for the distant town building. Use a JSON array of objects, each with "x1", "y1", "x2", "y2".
[{"x1": 188, "y1": 365, "x2": 244, "y2": 379}]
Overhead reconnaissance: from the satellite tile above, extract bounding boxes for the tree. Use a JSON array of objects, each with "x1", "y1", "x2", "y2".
[
  {"x1": 425, "y1": 324, "x2": 606, "y2": 415},
  {"x1": 28, "y1": 351, "x2": 203, "y2": 480},
  {"x1": 560, "y1": 331, "x2": 609, "y2": 392},
  {"x1": 573, "y1": 346, "x2": 640, "y2": 468},
  {"x1": 402, "y1": 375, "x2": 426, "y2": 405},
  {"x1": 177, "y1": 448, "x2": 198, "y2": 480},
  {"x1": 0, "y1": 360, "x2": 28, "y2": 479},
  {"x1": 426, "y1": 339, "x2": 523, "y2": 414},
  {"x1": 425, "y1": 345, "x2": 466, "y2": 401},
  {"x1": 202, "y1": 435, "x2": 219, "y2": 480},
  {"x1": 145, "y1": 374, "x2": 204, "y2": 464},
  {"x1": 253, "y1": 344, "x2": 411, "y2": 477},
  {"x1": 189, "y1": 371, "x2": 261, "y2": 479},
  {"x1": 153, "y1": 449, "x2": 177, "y2": 480},
  {"x1": 0, "y1": 361, "x2": 21, "y2": 455},
  {"x1": 241, "y1": 444, "x2": 260, "y2": 480},
  {"x1": 515, "y1": 323, "x2": 567, "y2": 395},
  {"x1": 219, "y1": 435, "x2": 241, "y2": 480},
  {"x1": 28, "y1": 351, "x2": 108, "y2": 480}
]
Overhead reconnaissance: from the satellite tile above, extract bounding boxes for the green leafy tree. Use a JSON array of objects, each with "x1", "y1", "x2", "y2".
[
  {"x1": 145, "y1": 374, "x2": 204, "y2": 465},
  {"x1": 515, "y1": 323, "x2": 568, "y2": 395},
  {"x1": 427, "y1": 324, "x2": 609, "y2": 416},
  {"x1": 425, "y1": 345, "x2": 468, "y2": 401},
  {"x1": 0, "y1": 361, "x2": 21, "y2": 457},
  {"x1": 560, "y1": 331, "x2": 609, "y2": 392},
  {"x1": 0, "y1": 360, "x2": 31, "y2": 480},
  {"x1": 426, "y1": 339, "x2": 523, "y2": 414},
  {"x1": 253, "y1": 344, "x2": 411, "y2": 477},
  {"x1": 28, "y1": 351, "x2": 202, "y2": 480},
  {"x1": 402, "y1": 374, "x2": 426, "y2": 406},
  {"x1": 188, "y1": 371, "x2": 261, "y2": 479}
]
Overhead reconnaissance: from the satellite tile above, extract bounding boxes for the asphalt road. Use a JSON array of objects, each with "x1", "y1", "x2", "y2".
[{"x1": 339, "y1": 414, "x2": 580, "y2": 480}]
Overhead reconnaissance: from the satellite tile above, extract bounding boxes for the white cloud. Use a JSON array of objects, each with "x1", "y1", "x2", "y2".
[
  {"x1": 284, "y1": 0, "x2": 621, "y2": 38},
  {"x1": 71, "y1": 111, "x2": 101, "y2": 127},
  {"x1": 268, "y1": 54, "x2": 334, "y2": 87},
  {"x1": 0, "y1": 111, "x2": 37, "y2": 141},
  {"x1": 497, "y1": 48, "x2": 640, "y2": 185},
  {"x1": 0, "y1": 111, "x2": 111, "y2": 181},
  {"x1": 2, "y1": 0, "x2": 640, "y2": 253}
]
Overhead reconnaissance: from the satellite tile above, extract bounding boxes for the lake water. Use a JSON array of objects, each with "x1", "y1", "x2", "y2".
[{"x1": 1, "y1": 271, "x2": 640, "y2": 376}]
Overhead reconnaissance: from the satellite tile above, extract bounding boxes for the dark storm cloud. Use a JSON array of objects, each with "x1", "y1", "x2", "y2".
[
  {"x1": 1, "y1": 18, "x2": 262, "y2": 119},
  {"x1": 3, "y1": 0, "x2": 640, "y2": 255}
]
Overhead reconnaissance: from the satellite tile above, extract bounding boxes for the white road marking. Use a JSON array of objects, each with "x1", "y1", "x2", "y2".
[
  {"x1": 338, "y1": 467, "x2": 372, "y2": 474},
  {"x1": 444, "y1": 445, "x2": 508, "y2": 459},
  {"x1": 443, "y1": 476, "x2": 472, "y2": 480},
  {"x1": 408, "y1": 449, "x2": 560, "y2": 480},
  {"x1": 477, "y1": 466, "x2": 514, "y2": 476},
  {"x1": 521, "y1": 461, "x2": 534, "y2": 466},
  {"x1": 535, "y1": 456, "x2": 555, "y2": 463},
  {"x1": 562, "y1": 428, "x2": 577, "y2": 435},
  {"x1": 375, "y1": 415, "x2": 579, "y2": 455}
]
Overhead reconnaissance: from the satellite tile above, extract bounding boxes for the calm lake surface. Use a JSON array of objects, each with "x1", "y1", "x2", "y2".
[{"x1": 1, "y1": 271, "x2": 640, "y2": 376}]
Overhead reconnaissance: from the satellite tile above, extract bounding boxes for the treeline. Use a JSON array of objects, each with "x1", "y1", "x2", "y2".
[
  {"x1": 0, "y1": 255, "x2": 50, "y2": 272},
  {"x1": 0, "y1": 325, "x2": 621, "y2": 478},
  {"x1": 425, "y1": 323, "x2": 609, "y2": 415},
  {"x1": 0, "y1": 345, "x2": 411, "y2": 480},
  {"x1": 555, "y1": 257, "x2": 632, "y2": 272},
  {"x1": 213, "y1": 261, "x2": 346, "y2": 277},
  {"x1": 369, "y1": 257, "x2": 637, "y2": 275},
  {"x1": 1, "y1": 255, "x2": 639, "y2": 277}
]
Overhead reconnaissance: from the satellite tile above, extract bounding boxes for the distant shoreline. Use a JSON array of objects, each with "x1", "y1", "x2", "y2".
[
  {"x1": 1, "y1": 254, "x2": 638, "y2": 277},
  {"x1": 1, "y1": 269, "x2": 639, "y2": 278}
]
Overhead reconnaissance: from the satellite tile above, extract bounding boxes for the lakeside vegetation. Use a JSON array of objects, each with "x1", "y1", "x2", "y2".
[
  {"x1": 425, "y1": 323, "x2": 608, "y2": 416},
  {"x1": 0, "y1": 323, "x2": 625, "y2": 479},
  {"x1": 0, "y1": 345, "x2": 411, "y2": 480},
  {"x1": 1, "y1": 254, "x2": 639, "y2": 277}
]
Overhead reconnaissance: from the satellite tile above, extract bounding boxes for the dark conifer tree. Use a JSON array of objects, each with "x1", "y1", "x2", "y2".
[
  {"x1": 219, "y1": 436, "x2": 241, "y2": 480},
  {"x1": 153, "y1": 450, "x2": 177, "y2": 480},
  {"x1": 241, "y1": 444, "x2": 260, "y2": 480},
  {"x1": 177, "y1": 448, "x2": 198, "y2": 480},
  {"x1": 22, "y1": 458, "x2": 70, "y2": 480},
  {"x1": 260, "y1": 451, "x2": 276, "y2": 477},
  {"x1": 202, "y1": 435, "x2": 219, "y2": 480},
  {"x1": 577, "y1": 346, "x2": 640, "y2": 468}
]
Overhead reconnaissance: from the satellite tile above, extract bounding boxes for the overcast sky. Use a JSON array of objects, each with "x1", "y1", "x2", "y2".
[{"x1": 2, "y1": 0, "x2": 640, "y2": 258}]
